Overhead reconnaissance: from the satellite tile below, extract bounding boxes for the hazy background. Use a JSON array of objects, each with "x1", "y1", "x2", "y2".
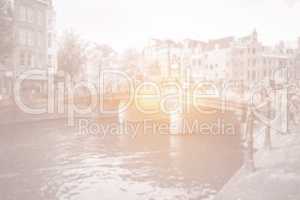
[{"x1": 55, "y1": 0, "x2": 300, "y2": 51}]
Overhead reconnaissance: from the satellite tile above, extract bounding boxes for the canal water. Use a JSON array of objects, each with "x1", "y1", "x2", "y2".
[{"x1": 0, "y1": 112, "x2": 242, "y2": 200}]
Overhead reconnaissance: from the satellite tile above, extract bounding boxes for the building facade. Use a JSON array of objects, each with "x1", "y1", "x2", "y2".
[
  {"x1": 143, "y1": 37, "x2": 234, "y2": 83},
  {"x1": 295, "y1": 38, "x2": 300, "y2": 83},
  {"x1": 230, "y1": 31, "x2": 297, "y2": 88},
  {"x1": 143, "y1": 39, "x2": 184, "y2": 82},
  {"x1": 13, "y1": 0, "x2": 57, "y2": 72},
  {"x1": 0, "y1": 0, "x2": 56, "y2": 98},
  {"x1": 143, "y1": 31, "x2": 300, "y2": 90},
  {"x1": 0, "y1": 0, "x2": 13, "y2": 98}
]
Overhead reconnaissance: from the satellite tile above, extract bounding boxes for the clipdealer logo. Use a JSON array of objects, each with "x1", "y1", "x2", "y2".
[{"x1": 12, "y1": 68, "x2": 247, "y2": 133}]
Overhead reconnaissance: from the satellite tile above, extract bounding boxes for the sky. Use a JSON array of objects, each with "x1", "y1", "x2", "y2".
[{"x1": 55, "y1": 0, "x2": 300, "y2": 52}]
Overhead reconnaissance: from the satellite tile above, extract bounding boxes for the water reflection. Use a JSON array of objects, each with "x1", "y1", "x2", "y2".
[{"x1": 0, "y1": 113, "x2": 242, "y2": 200}]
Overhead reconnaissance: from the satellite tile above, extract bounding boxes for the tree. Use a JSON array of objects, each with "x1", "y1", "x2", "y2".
[
  {"x1": 57, "y1": 31, "x2": 87, "y2": 81},
  {"x1": 87, "y1": 43, "x2": 116, "y2": 70},
  {"x1": 0, "y1": 0, "x2": 13, "y2": 66},
  {"x1": 121, "y1": 48, "x2": 142, "y2": 74},
  {"x1": 93, "y1": 44, "x2": 116, "y2": 58}
]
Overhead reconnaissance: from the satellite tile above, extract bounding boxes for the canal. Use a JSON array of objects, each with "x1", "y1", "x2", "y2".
[{"x1": 0, "y1": 111, "x2": 242, "y2": 200}]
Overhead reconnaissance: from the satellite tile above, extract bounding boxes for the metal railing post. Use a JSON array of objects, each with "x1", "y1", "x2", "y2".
[
  {"x1": 245, "y1": 109, "x2": 256, "y2": 172},
  {"x1": 264, "y1": 95, "x2": 272, "y2": 150}
]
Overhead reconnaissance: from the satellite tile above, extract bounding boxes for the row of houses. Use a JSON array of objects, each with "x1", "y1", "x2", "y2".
[
  {"x1": 0, "y1": 0, "x2": 56, "y2": 99},
  {"x1": 142, "y1": 30, "x2": 300, "y2": 87},
  {"x1": 84, "y1": 30, "x2": 300, "y2": 94},
  {"x1": 2, "y1": 1, "x2": 297, "y2": 99}
]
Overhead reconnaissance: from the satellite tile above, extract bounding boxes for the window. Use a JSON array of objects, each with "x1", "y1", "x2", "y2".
[
  {"x1": 20, "y1": 51, "x2": 25, "y2": 66},
  {"x1": 253, "y1": 59, "x2": 256, "y2": 67},
  {"x1": 48, "y1": 14, "x2": 53, "y2": 27},
  {"x1": 19, "y1": 6, "x2": 26, "y2": 21},
  {"x1": 37, "y1": 32, "x2": 42, "y2": 47},
  {"x1": 18, "y1": 30, "x2": 26, "y2": 45},
  {"x1": 48, "y1": 55, "x2": 52, "y2": 67},
  {"x1": 28, "y1": 31, "x2": 34, "y2": 46},
  {"x1": 19, "y1": 6, "x2": 35, "y2": 23},
  {"x1": 27, "y1": 7, "x2": 34, "y2": 23},
  {"x1": 263, "y1": 69, "x2": 267, "y2": 77},
  {"x1": 263, "y1": 58, "x2": 267, "y2": 65},
  {"x1": 36, "y1": 54, "x2": 43, "y2": 68},
  {"x1": 269, "y1": 70, "x2": 273, "y2": 78},
  {"x1": 27, "y1": 52, "x2": 32, "y2": 67},
  {"x1": 37, "y1": 10, "x2": 43, "y2": 25},
  {"x1": 18, "y1": 30, "x2": 35, "y2": 46},
  {"x1": 252, "y1": 71, "x2": 256, "y2": 81}
]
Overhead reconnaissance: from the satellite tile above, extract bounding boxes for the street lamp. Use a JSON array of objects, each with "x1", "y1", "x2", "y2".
[
  {"x1": 245, "y1": 108, "x2": 256, "y2": 172},
  {"x1": 5, "y1": 70, "x2": 16, "y2": 121},
  {"x1": 274, "y1": 64, "x2": 289, "y2": 134},
  {"x1": 264, "y1": 78, "x2": 274, "y2": 150},
  {"x1": 5, "y1": 71, "x2": 13, "y2": 97},
  {"x1": 285, "y1": 65, "x2": 289, "y2": 134}
]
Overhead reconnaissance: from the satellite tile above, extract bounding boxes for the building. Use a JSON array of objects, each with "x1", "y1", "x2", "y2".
[
  {"x1": 230, "y1": 30, "x2": 261, "y2": 85},
  {"x1": 295, "y1": 38, "x2": 300, "y2": 83},
  {"x1": 143, "y1": 37, "x2": 234, "y2": 83},
  {"x1": 0, "y1": 0, "x2": 56, "y2": 98},
  {"x1": 143, "y1": 39, "x2": 184, "y2": 82},
  {"x1": 230, "y1": 31, "x2": 297, "y2": 87},
  {"x1": 191, "y1": 37, "x2": 234, "y2": 82},
  {"x1": 143, "y1": 30, "x2": 300, "y2": 90},
  {"x1": 13, "y1": 0, "x2": 56, "y2": 72},
  {"x1": 181, "y1": 39, "x2": 205, "y2": 82},
  {"x1": 0, "y1": 0, "x2": 14, "y2": 98}
]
